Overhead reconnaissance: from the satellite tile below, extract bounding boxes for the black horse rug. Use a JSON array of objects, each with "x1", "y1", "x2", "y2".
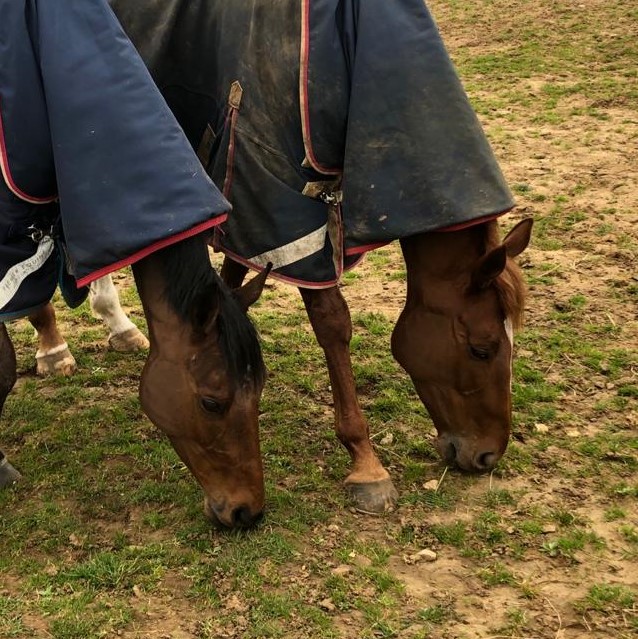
[
  {"x1": 111, "y1": 0, "x2": 515, "y2": 288},
  {"x1": 0, "y1": 0, "x2": 228, "y2": 321}
]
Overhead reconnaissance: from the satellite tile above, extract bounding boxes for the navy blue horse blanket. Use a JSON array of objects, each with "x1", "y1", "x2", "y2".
[
  {"x1": 111, "y1": 0, "x2": 514, "y2": 288},
  {"x1": 0, "y1": 0, "x2": 228, "y2": 320}
]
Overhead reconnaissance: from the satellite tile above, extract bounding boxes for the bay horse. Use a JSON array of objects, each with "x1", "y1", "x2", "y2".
[
  {"x1": 0, "y1": 0, "x2": 270, "y2": 529},
  {"x1": 107, "y1": 0, "x2": 534, "y2": 514},
  {"x1": 0, "y1": 231, "x2": 271, "y2": 529}
]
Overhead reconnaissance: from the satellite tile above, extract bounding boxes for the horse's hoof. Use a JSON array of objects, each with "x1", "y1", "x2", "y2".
[
  {"x1": 108, "y1": 327, "x2": 149, "y2": 352},
  {"x1": 35, "y1": 344, "x2": 77, "y2": 376},
  {"x1": 345, "y1": 477, "x2": 399, "y2": 514},
  {"x1": 0, "y1": 454, "x2": 22, "y2": 488}
]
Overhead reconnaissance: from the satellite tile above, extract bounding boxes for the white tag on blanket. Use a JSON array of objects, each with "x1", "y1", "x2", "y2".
[{"x1": 0, "y1": 236, "x2": 54, "y2": 309}]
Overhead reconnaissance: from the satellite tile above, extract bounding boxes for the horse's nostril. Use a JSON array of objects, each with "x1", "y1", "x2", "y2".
[
  {"x1": 231, "y1": 505, "x2": 264, "y2": 529},
  {"x1": 476, "y1": 451, "x2": 498, "y2": 470},
  {"x1": 443, "y1": 441, "x2": 457, "y2": 465}
]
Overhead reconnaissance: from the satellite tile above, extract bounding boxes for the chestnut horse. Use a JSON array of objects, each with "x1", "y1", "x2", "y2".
[
  {"x1": 221, "y1": 218, "x2": 532, "y2": 512},
  {"x1": 0, "y1": 233, "x2": 270, "y2": 529}
]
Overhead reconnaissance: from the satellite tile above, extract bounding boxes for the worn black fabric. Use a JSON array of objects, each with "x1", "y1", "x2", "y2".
[
  {"x1": 0, "y1": 183, "x2": 60, "y2": 321},
  {"x1": 111, "y1": 0, "x2": 514, "y2": 287},
  {"x1": 0, "y1": 0, "x2": 228, "y2": 319}
]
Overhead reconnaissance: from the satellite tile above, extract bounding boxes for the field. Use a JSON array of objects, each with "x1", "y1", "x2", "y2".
[{"x1": 1, "y1": 1, "x2": 636, "y2": 637}]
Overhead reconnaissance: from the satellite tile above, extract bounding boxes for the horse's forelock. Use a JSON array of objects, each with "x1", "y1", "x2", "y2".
[{"x1": 214, "y1": 283, "x2": 266, "y2": 389}]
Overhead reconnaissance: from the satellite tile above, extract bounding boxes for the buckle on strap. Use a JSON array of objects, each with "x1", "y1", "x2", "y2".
[
  {"x1": 302, "y1": 179, "x2": 342, "y2": 203},
  {"x1": 319, "y1": 190, "x2": 343, "y2": 205},
  {"x1": 26, "y1": 224, "x2": 54, "y2": 243}
]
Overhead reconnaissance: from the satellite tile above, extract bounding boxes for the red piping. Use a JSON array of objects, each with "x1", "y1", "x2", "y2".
[
  {"x1": 299, "y1": 0, "x2": 341, "y2": 176},
  {"x1": 435, "y1": 210, "x2": 511, "y2": 233},
  {"x1": 345, "y1": 241, "x2": 390, "y2": 256},
  {"x1": 75, "y1": 215, "x2": 228, "y2": 288},
  {"x1": 222, "y1": 108, "x2": 239, "y2": 198},
  {"x1": 219, "y1": 246, "x2": 341, "y2": 290},
  {"x1": 0, "y1": 97, "x2": 57, "y2": 204}
]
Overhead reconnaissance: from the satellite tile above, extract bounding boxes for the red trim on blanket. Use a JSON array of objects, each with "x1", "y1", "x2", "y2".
[
  {"x1": 0, "y1": 98, "x2": 57, "y2": 204},
  {"x1": 299, "y1": 0, "x2": 341, "y2": 176},
  {"x1": 345, "y1": 241, "x2": 390, "y2": 256},
  {"x1": 223, "y1": 107, "x2": 239, "y2": 198},
  {"x1": 75, "y1": 215, "x2": 228, "y2": 288},
  {"x1": 435, "y1": 209, "x2": 512, "y2": 232},
  {"x1": 219, "y1": 246, "x2": 342, "y2": 290}
]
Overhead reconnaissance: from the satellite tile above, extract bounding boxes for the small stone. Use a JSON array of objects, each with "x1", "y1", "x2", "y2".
[
  {"x1": 542, "y1": 524, "x2": 557, "y2": 534},
  {"x1": 68, "y1": 533, "x2": 83, "y2": 548},
  {"x1": 506, "y1": 527, "x2": 515, "y2": 534},
  {"x1": 405, "y1": 548, "x2": 438, "y2": 564},
  {"x1": 423, "y1": 479, "x2": 439, "y2": 491},
  {"x1": 327, "y1": 524, "x2": 340, "y2": 533},
  {"x1": 379, "y1": 433, "x2": 394, "y2": 446},
  {"x1": 534, "y1": 423, "x2": 549, "y2": 434},
  {"x1": 566, "y1": 429, "x2": 580, "y2": 438},
  {"x1": 353, "y1": 555, "x2": 372, "y2": 569},
  {"x1": 319, "y1": 598, "x2": 336, "y2": 612}
]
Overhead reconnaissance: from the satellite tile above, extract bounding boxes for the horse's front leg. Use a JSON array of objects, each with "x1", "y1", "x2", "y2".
[
  {"x1": 28, "y1": 303, "x2": 76, "y2": 376},
  {"x1": 220, "y1": 256, "x2": 249, "y2": 288},
  {"x1": 299, "y1": 286, "x2": 398, "y2": 513},
  {"x1": 0, "y1": 324, "x2": 21, "y2": 487},
  {"x1": 89, "y1": 275, "x2": 149, "y2": 352}
]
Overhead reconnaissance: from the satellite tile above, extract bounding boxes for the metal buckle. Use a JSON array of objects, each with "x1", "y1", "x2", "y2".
[
  {"x1": 319, "y1": 190, "x2": 343, "y2": 205},
  {"x1": 27, "y1": 224, "x2": 53, "y2": 243}
]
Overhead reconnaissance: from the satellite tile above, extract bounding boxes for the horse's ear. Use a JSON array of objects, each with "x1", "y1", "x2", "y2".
[
  {"x1": 502, "y1": 218, "x2": 533, "y2": 257},
  {"x1": 234, "y1": 264, "x2": 272, "y2": 312},
  {"x1": 472, "y1": 245, "x2": 507, "y2": 290}
]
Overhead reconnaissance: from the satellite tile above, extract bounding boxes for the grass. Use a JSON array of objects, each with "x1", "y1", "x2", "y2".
[{"x1": 1, "y1": 1, "x2": 637, "y2": 637}]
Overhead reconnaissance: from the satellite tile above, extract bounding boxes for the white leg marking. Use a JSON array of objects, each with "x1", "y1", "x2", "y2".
[{"x1": 89, "y1": 275, "x2": 136, "y2": 337}]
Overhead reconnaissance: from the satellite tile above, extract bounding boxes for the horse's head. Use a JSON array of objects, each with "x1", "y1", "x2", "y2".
[
  {"x1": 134, "y1": 239, "x2": 269, "y2": 529},
  {"x1": 392, "y1": 219, "x2": 532, "y2": 472}
]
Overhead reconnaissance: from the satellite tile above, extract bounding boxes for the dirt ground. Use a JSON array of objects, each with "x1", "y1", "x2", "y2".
[
  {"x1": 214, "y1": 1, "x2": 638, "y2": 636},
  {"x1": 1, "y1": 1, "x2": 636, "y2": 638}
]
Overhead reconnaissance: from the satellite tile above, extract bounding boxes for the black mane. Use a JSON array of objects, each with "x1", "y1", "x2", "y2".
[{"x1": 159, "y1": 234, "x2": 265, "y2": 388}]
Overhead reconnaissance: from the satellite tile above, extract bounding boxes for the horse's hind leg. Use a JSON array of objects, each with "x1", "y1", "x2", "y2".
[
  {"x1": 0, "y1": 324, "x2": 21, "y2": 487},
  {"x1": 299, "y1": 286, "x2": 398, "y2": 513},
  {"x1": 89, "y1": 275, "x2": 149, "y2": 352},
  {"x1": 29, "y1": 303, "x2": 77, "y2": 376}
]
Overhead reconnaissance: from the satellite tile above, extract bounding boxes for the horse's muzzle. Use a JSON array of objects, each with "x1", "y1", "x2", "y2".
[
  {"x1": 434, "y1": 434, "x2": 503, "y2": 473},
  {"x1": 204, "y1": 498, "x2": 264, "y2": 530}
]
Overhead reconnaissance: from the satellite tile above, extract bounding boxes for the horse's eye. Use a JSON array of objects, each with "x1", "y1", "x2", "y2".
[
  {"x1": 469, "y1": 345, "x2": 491, "y2": 361},
  {"x1": 200, "y1": 397, "x2": 225, "y2": 414}
]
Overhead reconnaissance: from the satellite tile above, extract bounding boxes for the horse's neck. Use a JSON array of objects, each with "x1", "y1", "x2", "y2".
[{"x1": 399, "y1": 226, "x2": 487, "y2": 305}]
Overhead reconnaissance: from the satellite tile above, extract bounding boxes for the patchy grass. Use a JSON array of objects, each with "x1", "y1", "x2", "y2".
[{"x1": 1, "y1": 1, "x2": 637, "y2": 637}]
